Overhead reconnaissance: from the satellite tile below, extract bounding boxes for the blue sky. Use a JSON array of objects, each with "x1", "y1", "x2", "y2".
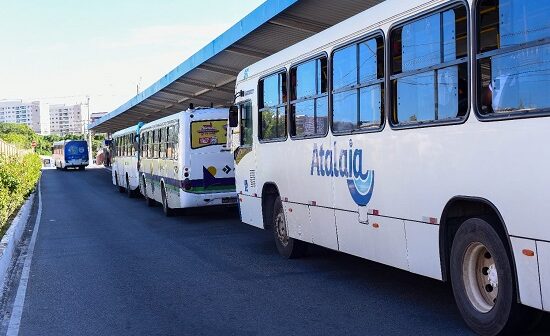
[{"x1": 0, "y1": 0, "x2": 265, "y2": 112}]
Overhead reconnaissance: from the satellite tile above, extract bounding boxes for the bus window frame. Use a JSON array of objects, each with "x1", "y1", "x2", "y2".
[
  {"x1": 330, "y1": 31, "x2": 386, "y2": 137},
  {"x1": 238, "y1": 99, "x2": 254, "y2": 148},
  {"x1": 387, "y1": 0, "x2": 471, "y2": 131},
  {"x1": 288, "y1": 51, "x2": 330, "y2": 140},
  {"x1": 257, "y1": 69, "x2": 289, "y2": 143},
  {"x1": 472, "y1": 0, "x2": 550, "y2": 122}
]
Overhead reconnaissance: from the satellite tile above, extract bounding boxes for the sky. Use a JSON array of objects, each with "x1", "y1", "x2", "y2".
[{"x1": 0, "y1": 0, "x2": 265, "y2": 113}]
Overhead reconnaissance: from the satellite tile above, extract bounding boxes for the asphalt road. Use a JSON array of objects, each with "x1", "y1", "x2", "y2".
[{"x1": 5, "y1": 167, "x2": 549, "y2": 335}]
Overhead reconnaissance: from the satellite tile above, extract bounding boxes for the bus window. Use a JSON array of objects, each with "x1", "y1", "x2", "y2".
[
  {"x1": 154, "y1": 129, "x2": 160, "y2": 158},
  {"x1": 173, "y1": 124, "x2": 179, "y2": 160},
  {"x1": 477, "y1": 0, "x2": 550, "y2": 117},
  {"x1": 390, "y1": 5, "x2": 468, "y2": 126},
  {"x1": 258, "y1": 72, "x2": 287, "y2": 140},
  {"x1": 148, "y1": 131, "x2": 153, "y2": 158},
  {"x1": 166, "y1": 126, "x2": 172, "y2": 159},
  {"x1": 332, "y1": 36, "x2": 384, "y2": 132},
  {"x1": 159, "y1": 128, "x2": 166, "y2": 159},
  {"x1": 140, "y1": 133, "x2": 145, "y2": 158},
  {"x1": 290, "y1": 57, "x2": 328, "y2": 137},
  {"x1": 240, "y1": 101, "x2": 253, "y2": 146}
]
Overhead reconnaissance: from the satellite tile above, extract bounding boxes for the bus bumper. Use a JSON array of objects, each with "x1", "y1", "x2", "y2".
[
  {"x1": 511, "y1": 237, "x2": 550, "y2": 312},
  {"x1": 66, "y1": 159, "x2": 89, "y2": 167},
  {"x1": 536, "y1": 241, "x2": 550, "y2": 312},
  {"x1": 179, "y1": 190, "x2": 237, "y2": 208}
]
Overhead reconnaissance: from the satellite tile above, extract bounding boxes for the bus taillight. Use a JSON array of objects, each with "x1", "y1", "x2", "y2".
[{"x1": 181, "y1": 178, "x2": 191, "y2": 191}]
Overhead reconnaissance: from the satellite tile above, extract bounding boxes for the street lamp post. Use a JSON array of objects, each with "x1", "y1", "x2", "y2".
[{"x1": 86, "y1": 96, "x2": 93, "y2": 164}]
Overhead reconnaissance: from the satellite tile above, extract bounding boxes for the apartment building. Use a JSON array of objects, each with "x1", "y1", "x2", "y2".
[
  {"x1": 0, "y1": 100, "x2": 50, "y2": 134},
  {"x1": 49, "y1": 103, "x2": 84, "y2": 135}
]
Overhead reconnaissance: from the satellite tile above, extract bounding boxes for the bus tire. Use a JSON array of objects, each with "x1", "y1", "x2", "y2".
[
  {"x1": 116, "y1": 175, "x2": 125, "y2": 193},
  {"x1": 126, "y1": 176, "x2": 134, "y2": 198},
  {"x1": 79, "y1": 166, "x2": 85, "y2": 171},
  {"x1": 161, "y1": 184, "x2": 174, "y2": 217},
  {"x1": 143, "y1": 177, "x2": 155, "y2": 207},
  {"x1": 272, "y1": 196, "x2": 307, "y2": 259},
  {"x1": 450, "y1": 218, "x2": 525, "y2": 336}
]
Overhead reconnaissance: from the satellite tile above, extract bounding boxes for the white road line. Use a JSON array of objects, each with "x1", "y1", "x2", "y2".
[{"x1": 6, "y1": 182, "x2": 42, "y2": 336}]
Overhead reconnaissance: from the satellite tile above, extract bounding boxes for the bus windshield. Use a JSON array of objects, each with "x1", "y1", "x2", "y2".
[{"x1": 190, "y1": 120, "x2": 228, "y2": 150}]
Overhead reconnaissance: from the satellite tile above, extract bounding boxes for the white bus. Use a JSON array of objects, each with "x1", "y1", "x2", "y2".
[
  {"x1": 229, "y1": 0, "x2": 549, "y2": 334},
  {"x1": 52, "y1": 140, "x2": 89, "y2": 170},
  {"x1": 140, "y1": 107, "x2": 237, "y2": 216},
  {"x1": 112, "y1": 124, "x2": 142, "y2": 197}
]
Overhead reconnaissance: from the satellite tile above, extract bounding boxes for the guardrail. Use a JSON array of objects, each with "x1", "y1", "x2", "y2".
[{"x1": 0, "y1": 139, "x2": 32, "y2": 157}]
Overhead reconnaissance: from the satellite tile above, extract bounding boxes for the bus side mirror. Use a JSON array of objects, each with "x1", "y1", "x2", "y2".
[{"x1": 228, "y1": 105, "x2": 238, "y2": 128}]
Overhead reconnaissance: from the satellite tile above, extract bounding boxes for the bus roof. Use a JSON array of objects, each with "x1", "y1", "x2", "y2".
[
  {"x1": 236, "y1": 0, "x2": 423, "y2": 84},
  {"x1": 140, "y1": 107, "x2": 229, "y2": 131},
  {"x1": 112, "y1": 124, "x2": 142, "y2": 138},
  {"x1": 53, "y1": 139, "x2": 88, "y2": 146}
]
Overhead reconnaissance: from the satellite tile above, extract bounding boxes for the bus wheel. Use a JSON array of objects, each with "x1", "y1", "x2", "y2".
[
  {"x1": 450, "y1": 218, "x2": 524, "y2": 336},
  {"x1": 272, "y1": 196, "x2": 307, "y2": 259},
  {"x1": 143, "y1": 177, "x2": 155, "y2": 207},
  {"x1": 161, "y1": 185, "x2": 174, "y2": 217},
  {"x1": 116, "y1": 175, "x2": 125, "y2": 193},
  {"x1": 126, "y1": 176, "x2": 134, "y2": 198}
]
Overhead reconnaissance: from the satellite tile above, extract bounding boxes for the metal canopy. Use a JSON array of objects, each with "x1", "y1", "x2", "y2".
[{"x1": 90, "y1": 0, "x2": 384, "y2": 133}]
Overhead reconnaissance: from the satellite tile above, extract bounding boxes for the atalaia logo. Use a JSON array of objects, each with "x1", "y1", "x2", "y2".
[{"x1": 310, "y1": 139, "x2": 374, "y2": 206}]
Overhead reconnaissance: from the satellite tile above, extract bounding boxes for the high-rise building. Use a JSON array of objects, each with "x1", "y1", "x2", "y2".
[
  {"x1": 49, "y1": 103, "x2": 84, "y2": 135},
  {"x1": 90, "y1": 112, "x2": 107, "y2": 124},
  {"x1": 0, "y1": 100, "x2": 49, "y2": 134}
]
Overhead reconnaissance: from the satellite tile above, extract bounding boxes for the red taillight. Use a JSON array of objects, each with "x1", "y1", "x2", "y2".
[{"x1": 180, "y1": 179, "x2": 191, "y2": 191}]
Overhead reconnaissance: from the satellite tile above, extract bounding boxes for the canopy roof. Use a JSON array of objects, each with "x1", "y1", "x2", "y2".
[{"x1": 90, "y1": 0, "x2": 383, "y2": 133}]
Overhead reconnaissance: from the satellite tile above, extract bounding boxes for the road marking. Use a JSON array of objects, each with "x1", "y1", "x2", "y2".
[{"x1": 6, "y1": 181, "x2": 42, "y2": 336}]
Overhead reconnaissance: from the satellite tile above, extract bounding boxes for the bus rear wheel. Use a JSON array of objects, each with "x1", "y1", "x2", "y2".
[
  {"x1": 126, "y1": 176, "x2": 134, "y2": 198},
  {"x1": 116, "y1": 175, "x2": 125, "y2": 193},
  {"x1": 161, "y1": 184, "x2": 174, "y2": 217},
  {"x1": 272, "y1": 196, "x2": 307, "y2": 259},
  {"x1": 143, "y1": 177, "x2": 155, "y2": 207},
  {"x1": 450, "y1": 218, "x2": 525, "y2": 336}
]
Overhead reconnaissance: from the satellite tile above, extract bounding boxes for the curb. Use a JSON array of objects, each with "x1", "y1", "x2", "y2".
[{"x1": 0, "y1": 193, "x2": 35, "y2": 285}]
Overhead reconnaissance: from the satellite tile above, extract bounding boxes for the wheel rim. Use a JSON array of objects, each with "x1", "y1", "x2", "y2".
[
  {"x1": 275, "y1": 209, "x2": 289, "y2": 247},
  {"x1": 462, "y1": 242, "x2": 499, "y2": 313}
]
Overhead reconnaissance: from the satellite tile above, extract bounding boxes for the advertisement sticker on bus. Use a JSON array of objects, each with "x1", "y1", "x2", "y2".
[
  {"x1": 191, "y1": 120, "x2": 228, "y2": 149},
  {"x1": 310, "y1": 139, "x2": 374, "y2": 207}
]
